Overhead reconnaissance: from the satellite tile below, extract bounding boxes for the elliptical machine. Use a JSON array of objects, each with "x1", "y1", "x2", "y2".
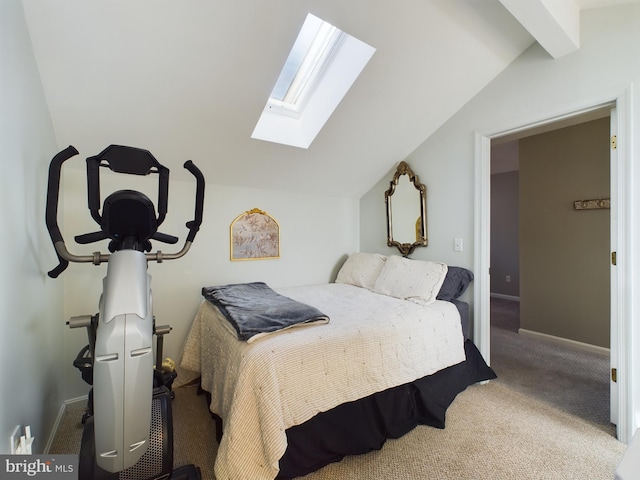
[{"x1": 45, "y1": 145, "x2": 204, "y2": 480}]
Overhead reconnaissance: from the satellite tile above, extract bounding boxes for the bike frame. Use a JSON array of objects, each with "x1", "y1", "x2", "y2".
[
  {"x1": 45, "y1": 145, "x2": 204, "y2": 473},
  {"x1": 94, "y1": 250, "x2": 154, "y2": 472}
]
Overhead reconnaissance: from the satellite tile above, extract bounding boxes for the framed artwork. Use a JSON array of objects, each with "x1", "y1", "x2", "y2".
[{"x1": 230, "y1": 208, "x2": 280, "y2": 261}]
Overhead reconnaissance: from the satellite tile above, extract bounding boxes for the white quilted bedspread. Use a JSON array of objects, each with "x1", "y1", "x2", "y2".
[{"x1": 180, "y1": 283, "x2": 465, "y2": 480}]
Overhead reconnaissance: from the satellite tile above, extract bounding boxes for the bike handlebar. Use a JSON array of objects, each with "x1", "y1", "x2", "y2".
[
  {"x1": 183, "y1": 160, "x2": 204, "y2": 242},
  {"x1": 45, "y1": 146, "x2": 205, "y2": 278},
  {"x1": 46, "y1": 146, "x2": 79, "y2": 277}
]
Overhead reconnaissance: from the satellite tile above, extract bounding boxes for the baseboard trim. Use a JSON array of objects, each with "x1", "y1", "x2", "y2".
[
  {"x1": 490, "y1": 293, "x2": 520, "y2": 302},
  {"x1": 518, "y1": 328, "x2": 610, "y2": 356},
  {"x1": 44, "y1": 395, "x2": 88, "y2": 454}
]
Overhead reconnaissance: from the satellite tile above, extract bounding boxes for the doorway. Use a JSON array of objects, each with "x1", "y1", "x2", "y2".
[
  {"x1": 488, "y1": 116, "x2": 612, "y2": 432},
  {"x1": 474, "y1": 91, "x2": 633, "y2": 443}
]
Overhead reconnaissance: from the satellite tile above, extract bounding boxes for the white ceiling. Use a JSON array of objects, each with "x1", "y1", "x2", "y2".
[{"x1": 20, "y1": 0, "x2": 635, "y2": 198}]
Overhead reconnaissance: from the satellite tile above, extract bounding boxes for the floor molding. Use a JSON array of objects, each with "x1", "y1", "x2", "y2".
[
  {"x1": 490, "y1": 293, "x2": 520, "y2": 302},
  {"x1": 44, "y1": 395, "x2": 88, "y2": 454},
  {"x1": 518, "y1": 328, "x2": 610, "y2": 356}
]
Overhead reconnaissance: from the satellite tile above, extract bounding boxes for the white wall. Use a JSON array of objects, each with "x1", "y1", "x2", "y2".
[
  {"x1": 0, "y1": 0, "x2": 64, "y2": 453},
  {"x1": 360, "y1": 149, "x2": 476, "y2": 277},
  {"x1": 361, "y1": 4, "x2": 640, "y2": 303},
  {"x1": 360, "y1": 4, "x2": 640, "y2": 440},
  {"x1": 3, "y1": 0, "x2": 359, "y2": 434},
  {"x1": 61, "y1": 165, "x2": 359, "y2": 398}
]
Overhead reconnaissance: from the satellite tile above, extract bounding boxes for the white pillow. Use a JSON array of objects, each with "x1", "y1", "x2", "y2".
[
  {"x1": 335, "y1": 252, "x2": 387, "y2": 290},
  {"x1": 373, "y1": 255, "x2": 448, "y2": 305}
]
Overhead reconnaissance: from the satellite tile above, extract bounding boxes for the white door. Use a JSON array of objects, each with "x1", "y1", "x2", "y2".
[
  {"x1": 477, "y1": 98, "x2": 631, "y2": 442},
  {"x1": 610, "y1": 107, "x2": 618, "y2": 426}
]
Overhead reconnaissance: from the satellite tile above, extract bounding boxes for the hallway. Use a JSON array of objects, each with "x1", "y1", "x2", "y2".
[{"x1": 490, "y1": 297, "x2": 613, "y2": 436}]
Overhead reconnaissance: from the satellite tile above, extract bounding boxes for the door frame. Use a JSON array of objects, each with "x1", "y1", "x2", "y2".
[{"x1": 473, "y1": 86, "x2": 633, "y2": 443}]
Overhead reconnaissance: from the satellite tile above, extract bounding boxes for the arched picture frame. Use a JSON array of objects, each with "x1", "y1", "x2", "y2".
[{"x1": 230, "y1": 208, "x2": 280, "y2": 260}]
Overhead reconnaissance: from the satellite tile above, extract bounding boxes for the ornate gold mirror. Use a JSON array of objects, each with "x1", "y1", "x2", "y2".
[{"x1": 385, "y1": 161, "x2": 427, "y2": 256}]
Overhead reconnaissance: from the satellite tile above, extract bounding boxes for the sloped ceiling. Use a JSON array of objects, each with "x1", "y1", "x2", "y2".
[{"x1": 19, "y1": 0, "x2": 630, "y2": 198}]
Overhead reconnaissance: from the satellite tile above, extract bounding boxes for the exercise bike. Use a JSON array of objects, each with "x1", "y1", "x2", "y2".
[{"x1": 45, "y1": 145, "x2": 204, "y2": 480}]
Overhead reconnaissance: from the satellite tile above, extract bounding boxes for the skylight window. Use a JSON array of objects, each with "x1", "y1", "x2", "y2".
[
  {"x1": 252, "y1": 13, "x2": 375, "y2": 149},
  {"x1": 268, "y1": 15, "x2": 343, "y2": 114}
]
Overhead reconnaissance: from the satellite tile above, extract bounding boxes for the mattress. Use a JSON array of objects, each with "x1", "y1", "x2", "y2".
[{"x1": 180, "y1": 282, "x2": 466, "y2": 480}]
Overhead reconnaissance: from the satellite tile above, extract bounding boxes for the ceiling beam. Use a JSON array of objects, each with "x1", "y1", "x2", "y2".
[{"x1": 499, "y1": 0, "x2": 580, "y2": 58}]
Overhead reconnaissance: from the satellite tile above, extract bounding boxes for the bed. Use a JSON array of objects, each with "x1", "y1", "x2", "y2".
[{"x1": 179, "y1": 253, "x2": 496, "y2": 479}]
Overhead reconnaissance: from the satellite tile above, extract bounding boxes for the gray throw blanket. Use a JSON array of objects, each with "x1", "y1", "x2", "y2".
[{"x1": 202, "y1": 282, "x2": 330, "y2": 342}]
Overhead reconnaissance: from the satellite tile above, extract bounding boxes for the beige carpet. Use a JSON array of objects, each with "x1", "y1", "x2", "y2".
[
  {"x1": 298, "y1": 382, "x2": 624, "y2": 480},
  {"x1": 490, "y1": 297, "x2": 613, "y2": 434},
  {"x1": 51, "y1": 380, "x2": 625, "y2": 479}
]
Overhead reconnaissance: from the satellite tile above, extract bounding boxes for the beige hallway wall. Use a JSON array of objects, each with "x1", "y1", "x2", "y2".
[{"x1": 519, "y1": 117, "x2": 610, "y2": 348}]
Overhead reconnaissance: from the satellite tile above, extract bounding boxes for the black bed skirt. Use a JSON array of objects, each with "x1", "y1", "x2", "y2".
[
  {"x1": 278, "y1": 339, "x2": 495, "y2": 478},
  {"x1": 204, "y1": 340, "x2": 495, "y2": 479}
]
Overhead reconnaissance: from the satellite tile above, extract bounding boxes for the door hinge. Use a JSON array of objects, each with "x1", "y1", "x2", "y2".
[
  {"x1": 612, "y1": 368, "x2": 617, "y2": 383},
  {"x1": 611, "y1": 135, "x2": 617, "y2": 149},
  {"x1": 612, "y1": 251, "x2": 617, "y2": 265}
]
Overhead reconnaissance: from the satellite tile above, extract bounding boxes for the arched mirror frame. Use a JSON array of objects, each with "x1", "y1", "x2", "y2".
[{"x1": 385, "y1": 161, "x2": 428, "y2": 256}]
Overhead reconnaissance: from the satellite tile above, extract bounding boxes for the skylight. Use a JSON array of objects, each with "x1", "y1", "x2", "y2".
[
  {"x1": 268, "y1": 15, "x2": 343, "y2": 113},
  {"x1": 251, "y1": 13, "x2": 375, "y2": 149}
]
